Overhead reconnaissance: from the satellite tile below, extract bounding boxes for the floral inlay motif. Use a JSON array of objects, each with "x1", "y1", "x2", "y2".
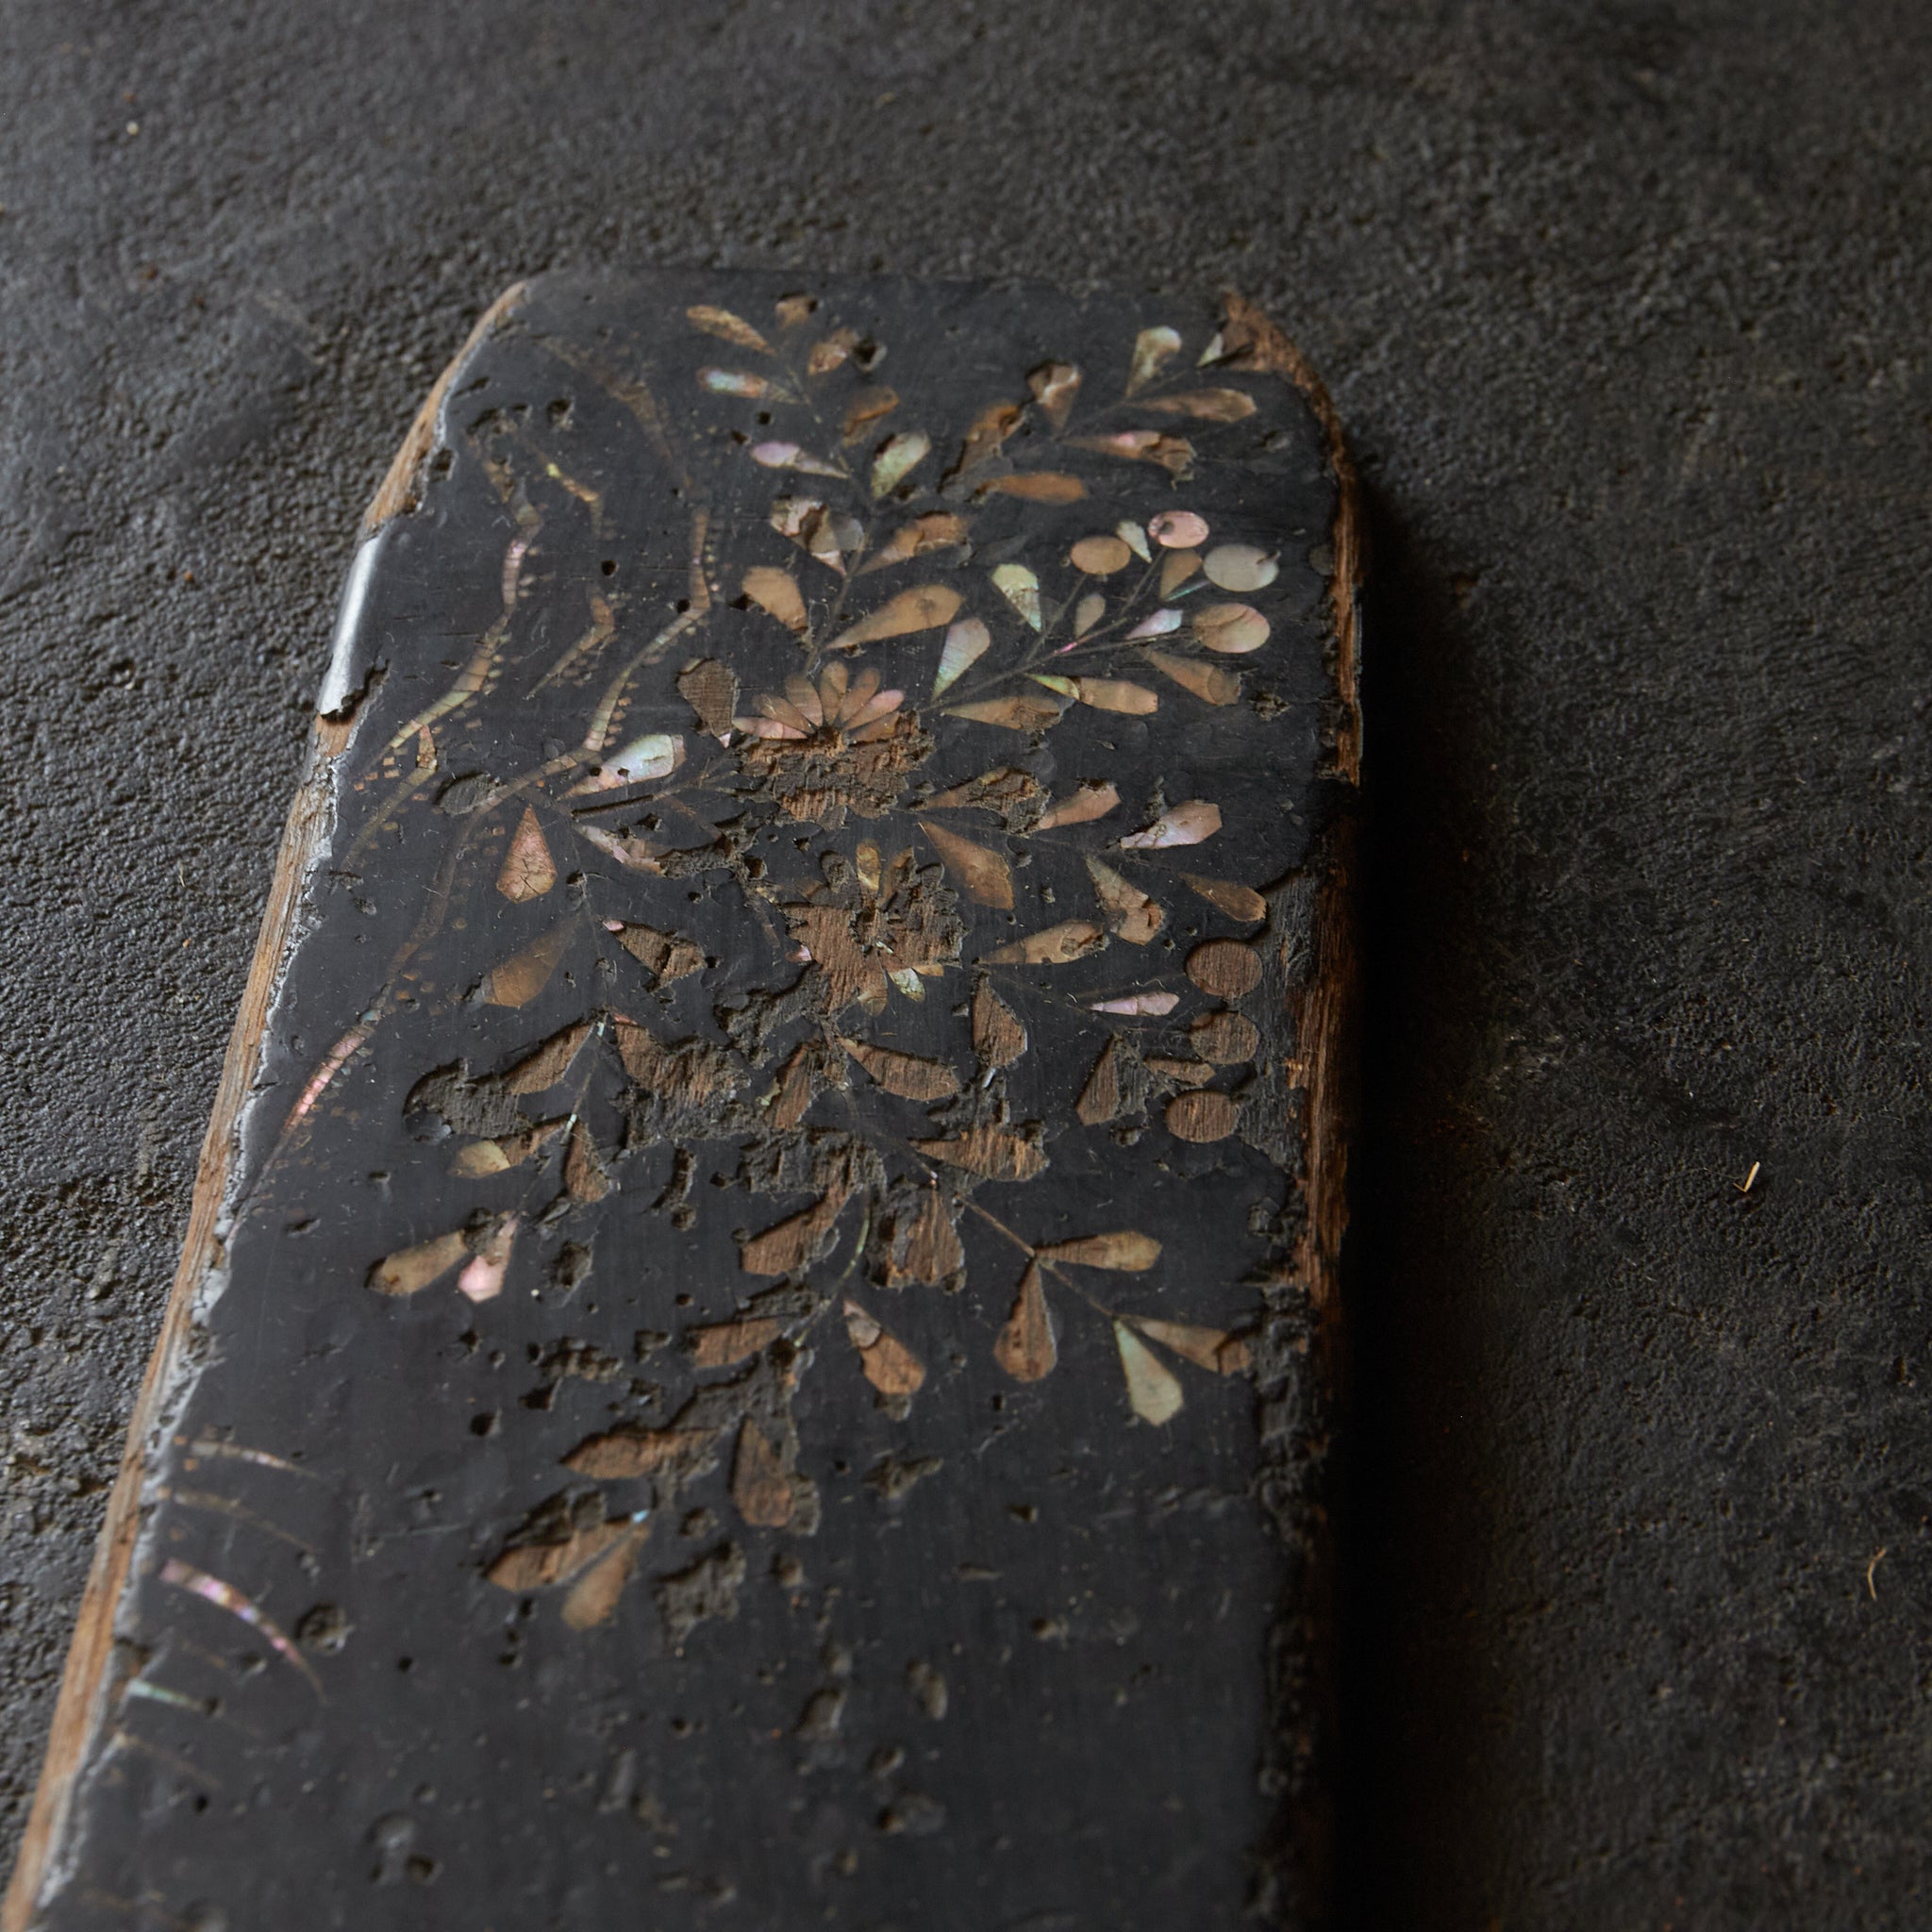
[{"x1": 268, "y1": 285, "x2": 1317, "y2": 1629}]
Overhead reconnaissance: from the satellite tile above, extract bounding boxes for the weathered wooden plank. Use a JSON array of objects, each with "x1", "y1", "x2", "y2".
[{"x1": 7, "y1": 273, "x2": 1359, "y2": 1931}]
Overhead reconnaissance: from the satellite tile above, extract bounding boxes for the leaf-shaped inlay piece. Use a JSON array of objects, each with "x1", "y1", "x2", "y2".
[
  {"x1": 841, "y1": 386, "x2": 900, "y2": 441},
  {"x1": 1203, "y1": 544, "x2": 1279, "y2": 591},
  {"x1": 688, "y1": 1313, "x2": 784, "y2": 1375},
  {"x1": 1086, "y1": 856, "x2": 1164, "y2": 942},
  {"x1": 828, "y1": 583, "x2": 961, "y2": 651},
  {"x1": 764, "y1": 1041, "x2": 821, "y2": 1132},
  {"x1": 1121, "y1": 800, "x2": 1222, "y2": 850},
  {"x1": 1037, "y1": 780, "x2": 1120, "y2": 829},
  {"x1": 991, "y1": 563, "x2": 1042, "y2": 631},
  {"x1": 977, "y1": 473, "x2": 1087, "y2": 504},
  {"x1": 807, "y1": 326, "x2": 860, "y2": 375},
  {"x1": 946, "y1": 692, "x2": 1064, "y2": 731},
  {"x1": 1159, "y1": 548, "x2": 1201, "y2": 596},
  {"x1": 570, "y1": 731, "x2": 685, "y2": 793},
  {"x1": 1115, "y1": 1321, "x2": 1184, "y2": 1424},
  {"x1": 1074, "y1": 591, "x2": 1107, "y2": 636},
  {"x1": 368, "y1": 1226, "x2": 473, "y2": 1298},
  {"x1": 369, "y1": 1228, "x2": 475, "y2": 1306},
  {"x1": 1027, "y1": 360, "x2": 1082, "y2": 429},
  {"x1": 502, "y1": 1020, "x2": 596, "y2": 1094},
  {"x1": 1073, "y1": 677, "x2": 1158, "y2": 716},
  {"x1": 1117, "y1": 520, "x2": 1152, "y2": 561},
  {"x1": 487, "y1": 1517, "x2": 633, "y2": 1592},
  {"x1": 1182, "y1": 874, "x2": 1268, "y2": 923},
  {"x1": 886, "y1": 1189, "x2": 965, "y2": 1288},
  {"x1": 920, "y1": 819, "x2": 1013, "y2": 908},
  {"x1": 699, "y1": 367, "x2": 785, "y2": 399},
  {"x1": 947, "y1": 401, "x2": 1024, "y2": 480},
  {"x1": 985, "y1": 921, "x2": 1107, "y2": 966},
  {"x1": 840, "y1": 1037, "x2": 961, "y2": 1101},
  {"x1": 931, "y1": 617, "x2": 990, "y2": 698},
  {"x1": 1193, "y1": 603, "x2": 1272, "y2": 654},
  {"x1": 1071, "y1": 534, "x2": 1133, "y2": 575},
  {"x1": 564, "y1": 1122, "x2": 612, "y2": 1202},
  {"x1": 560, "y1": 1521, "x2": 648, "y2": 1630},
  {"x1": 1071, "y1": 430, "x2": 1195, "y2": 475},
  {"x1": 1125, "y1": 607, "x2": 1183, "y2": 640},
  {"x1": 924, "y1": 766, "x2": 1040, "y2": 815},
  {"x1": 687, "y1": 305, "x2": 772, "y2": 353},
  {"x1": 741, "y1": 565, "x2": 808, "y2": 633},
  {"x1": 1038, "y1": 1230, "x2": 1161, "y2": 1271},
  {"x1": 752, "y1": 441, "x2": 844, "y2": 478},
  {"x1": 1090, "y1": 991, "x2": 1179, "y2": 1017},
  {"x1": 1125, "y1": 325, "x2": 1182, "y2": 395},
  {"x1": 871, "y1": 430, "x2": 931, "y2": 498},
  {"x1": 1144, "y1": 652, "x2": 1241, "y2": 706},
  {"x1": 740, "y1": 1188, "x2": 850, "y2": 1276},
  {"x1": 844, "y1": 1300, "x2": 926, "y2": 1397},
  {"x1": 861, "y1": 511, "x2": 970, "y2": 575},
  {"x1": 496, "y1": 807, "x2": 557, "y2": 903},
  {"x1": 609, "y1": 920, "x2": 706, "y2": 983},
  {"x1": 1140, "y1": 388, "x2": 1257, "y2": 423},
  {"x1": 774, "y1": 292, "x2": 818, "y2": 328},
  {"x1": 1132, "y1": 1318, "x2": 1245, "y2": 1374},
  {"x1": 450, "y1": 1118, "x2": 567, "y2": 1177},
  {"x1": 911, "y1": 1124, "x2": 1048, "y2": 1180},
  {"x1": 458, "y1": 1213, "x2": 519, "y2": 1303},
  {"x1": 972, "y1": 981, "x2": 1027, "y2": 1067},
  {"x1": 772, "y1": 496, "x2": 864, "y2": 575},
  {"x1": 481, "y1": 924, "x2": 574, "y2": 1007},
  {"x1": 563, "y1": 1425, "x2": 720, "y2": 1481},
  {"x1": 993, "y1": 1264, "x2": 1057, "y2": 1381},
  {"x1": 731, "y1": 1422, "x2": 796, "y2": 1528},
  {"x1": 1076, "y1": 1037, "x2": 1125, "y2": 1123}
]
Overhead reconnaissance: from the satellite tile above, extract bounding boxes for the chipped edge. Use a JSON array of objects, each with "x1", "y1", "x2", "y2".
[
  {"x1": 1220, "y1": 290, "x2": 1363, "y2": 791},
  {"x1": 362, "y1": 279, "x2": 529, "y2": 535},
  {"x1": 0, "y1": 288, "x2": 528, "y2": 1929}
]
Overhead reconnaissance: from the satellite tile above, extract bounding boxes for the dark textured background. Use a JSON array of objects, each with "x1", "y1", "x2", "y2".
[{"x1": 0, "y1": 2, "x2": 1924, "y2": 1924}]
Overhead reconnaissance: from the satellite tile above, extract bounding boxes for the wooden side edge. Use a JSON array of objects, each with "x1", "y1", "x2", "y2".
[
  {"x1": 1220, "y1": 289, "x2": 1363, "y2": 1314},
  {"x1": 0, "y1": 734, "x2": 342, "y2": 1932},
  {"x1": 2, "y1": 283, "x2": 521, "y2": 1927}
]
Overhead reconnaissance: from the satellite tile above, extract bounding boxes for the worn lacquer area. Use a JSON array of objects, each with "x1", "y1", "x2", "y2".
[{"x1": 12, "y1": 273, "x2": 1357, "y2": 1932}]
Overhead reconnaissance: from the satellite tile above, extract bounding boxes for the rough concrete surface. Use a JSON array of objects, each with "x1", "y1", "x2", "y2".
[{"x1": 0, "y1": 2, "x2": 1924, "y2": 1925}]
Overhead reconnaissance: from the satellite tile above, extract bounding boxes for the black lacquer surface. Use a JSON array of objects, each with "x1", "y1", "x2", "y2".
[{"x1": 25, "y1": 274, "x2": 1357, "y2": 1932}]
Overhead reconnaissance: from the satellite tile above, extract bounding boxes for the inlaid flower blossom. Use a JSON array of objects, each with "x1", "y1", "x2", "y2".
[
  {"x1": 731, "y1": 660, "x2": 928, "y2": 824},
  {"x1": 732, "y1": 660, "x2": 905, "y2": 743}
]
